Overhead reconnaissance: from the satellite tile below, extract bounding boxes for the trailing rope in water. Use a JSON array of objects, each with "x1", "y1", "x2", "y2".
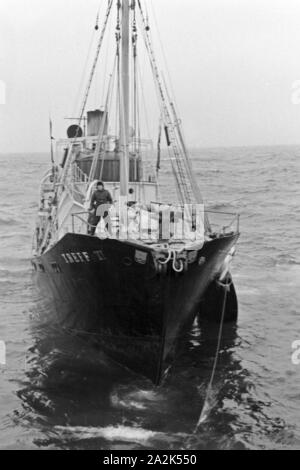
[{"x1": 194, "y1": 275, "x2": 232, "y2": 431}]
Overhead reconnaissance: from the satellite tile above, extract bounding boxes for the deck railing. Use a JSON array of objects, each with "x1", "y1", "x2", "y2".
[
  {"x1": 71, "y1": 211, "x2": 93, "y2": 233},
  {"x1": 205, "y1": 210, "x2": 240, "y2": 235},
  {"x1": 70, "y1": 207, "x2": 240, "y2": 241}
]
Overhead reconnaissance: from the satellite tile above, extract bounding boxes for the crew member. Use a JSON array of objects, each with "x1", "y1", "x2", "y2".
[{"x1": 88, "y1": 181, "x2": 113, "y2": 236}]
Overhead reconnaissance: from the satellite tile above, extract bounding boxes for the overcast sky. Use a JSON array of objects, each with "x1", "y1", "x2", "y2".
[{"x1": 1, "y1": 0, "x2": 300, "y2": 153}]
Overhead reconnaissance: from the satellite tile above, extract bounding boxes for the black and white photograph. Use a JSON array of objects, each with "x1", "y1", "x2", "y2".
[{"x1": 0, "y1": 0, "x2": 299, "y2": 453}]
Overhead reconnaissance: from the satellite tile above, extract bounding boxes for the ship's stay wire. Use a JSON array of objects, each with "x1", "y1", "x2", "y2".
[
  {"x1": 72, "y1": 1, "x2": 103, "y2": 117},
  {"x1": 148, "y1": 0, "x2": 180, "y2": 117},
  {"x1": 100, "y1": 8, "x2": 113, "y2": 108},
  {"x1": 138, "y1": 0, "x2": 211, "y2": 228},
  {"x1": 137, "y1": 59, "x2": 152, "y2": 145},
  {"x1": 135, "y1": 8, "x2": 184, "y2": 201},
  {"x1": 113, "y1": 0, "x2": 121, "y2": 139},
  {"x1": 72, "y1": 30, "x2": 95, "y2": 117},
  {"x1": 59, "y1": 0, "x2": 113, "y2": 191},
  {"x1": 99, "y1": 57, "x2": 118, "y2": 180},
  {"x1": 89, "y1": 55, "x2": 118, "y2": 183},
  {"x1": 137, "y1": 1, "x2": 201, "y2": 206}
]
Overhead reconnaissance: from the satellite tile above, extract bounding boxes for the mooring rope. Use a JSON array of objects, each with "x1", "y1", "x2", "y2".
[
  {"x1": 194, "y1": 275, "x2": 232, "y2": 431},
  {"x1": 157, "y1": 247, "x2": 185, "y2": 272}
]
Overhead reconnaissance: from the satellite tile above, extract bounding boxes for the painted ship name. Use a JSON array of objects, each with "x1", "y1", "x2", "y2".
[{"x1": 61, "y1": 250, "x2": 105, "y2": 264}]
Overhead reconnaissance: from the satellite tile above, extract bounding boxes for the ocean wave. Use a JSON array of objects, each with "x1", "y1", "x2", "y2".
[
  {"x1": 275, "y1": 254, "x2": 300, "y2": 266},
  {"x1": 0, "y1": 267, "x2": 29, "y2": 277},
  {"x1": 209, "y1": 203, "x2": 232, "y2": 210},
  {"x1": 0, "y1": 217, "x2": 18, "y2": 226}
]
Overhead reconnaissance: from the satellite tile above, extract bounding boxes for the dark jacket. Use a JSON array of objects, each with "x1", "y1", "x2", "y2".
[{"x1": 90, "y1": 189, "x2": 113, "y2": 210}]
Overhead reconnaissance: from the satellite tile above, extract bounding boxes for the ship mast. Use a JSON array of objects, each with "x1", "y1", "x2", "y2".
[{"x1": 119, "y1": 0, "x2": 130, "y2": 197}]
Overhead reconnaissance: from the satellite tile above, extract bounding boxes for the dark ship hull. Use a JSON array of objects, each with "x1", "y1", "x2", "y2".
[{"x1": 31, "y1": 232, "x2": 238, "y2": 384}]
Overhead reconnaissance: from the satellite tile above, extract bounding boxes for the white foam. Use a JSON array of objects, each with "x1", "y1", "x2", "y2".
[
  {"x1": 54, "y1": 425, "x2": 157, "y2": 444},
  {"x1": 54, "y1": 424, "x2": 188, "y2": 445}
]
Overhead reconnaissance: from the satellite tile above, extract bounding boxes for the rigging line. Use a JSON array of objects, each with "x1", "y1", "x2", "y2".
[
  {"x1": 137, "y1": 59, "x2": 152, "y2": 146},
  {"x1": 115, "y1": 46, "x2": 120, "y2": 139},
  {"x1": 162, "y1": 74, "x2": 206, "y2": 208},
  {"x1": 156, "y1": 118, "x2": 162, "y2": 173},
  {"x1": 132, "y1": 58, "x2": 139, "y2": 180},
  {"x1": 78, "y1": 0, "x2": 114, "y2": 124},
  {"x1": 59, "y1": 0, "x2": 113, "y2": 190},
  {"x1": 95, "y1": 3, "x2": 101, "y2": 31},
  {"x1": 114, "y1": 1, "x2": 121, "y2": 139},
  {"x1": 168, "y1": 150, "x2": 185, "y2": 204},
  {"x1": 148, "y1": 0, "x2": 180, "y2": 116},
  {"x1": 149, "y1": 5, "x2": 202, "y2": 207},
  {"x1": 159, "y1": 69, "x2": 201, "y2": 201},
  {"x1": 119, "y1": 72, "x2": 129, "y2": 195},
  {"x1": 141, "y1": 0, "x2": 150, "y2": 27},
  {"x1": 136, "y1": 14, "x2": 165, "y2": 127},
  {"x1": 136, "y1": 55, "x2": 157, "y2": 180},
  {"x1": 100, "y1": 8, "x2": 113, "y2": 107},
  {"x1": 49, "y1": 116, "x2": 54, "y2": 166},
  {"x1": 137, "y1": 1, "x2": 210, "y2": 221},
  {"x1": 136, "y1": 31, "x2": 168, "y2": 166},
  {"x1": 136, "y1": 4, "x2": 192, "y2": 201},
  {"x1": 72, "y1": 0, "x2": 104, "y2": 117},
  {"x1": 72, "y1": 29, "x2": 96, "y2": 117},
  {"x1": 161, "y1": 132, "x2": 185, "y2": 204},
  {"x1": 136, "y1": 2, "x2": 172, "y2": 118},
  {"x1": 132, "y1": 1, "x2": 138, "y2": 161},
  {"x1": 89, "y1": 55, "x2": 118, "y2": 183},
  {"x1": 135, "y1": 58, "x2": 141, "y2": 158},
  {"x1": 99, "y1": 57, "x2": 118, "y2": 180}
]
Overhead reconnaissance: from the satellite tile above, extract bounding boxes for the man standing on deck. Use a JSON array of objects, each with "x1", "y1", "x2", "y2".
[{"x1": 88, "y1": 181, "x2": 113, "y2": 236}]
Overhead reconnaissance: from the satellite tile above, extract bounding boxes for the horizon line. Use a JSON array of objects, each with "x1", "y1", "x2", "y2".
[{"x1": 1, "y1": 142, "x2": 300, "y2": 156}]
